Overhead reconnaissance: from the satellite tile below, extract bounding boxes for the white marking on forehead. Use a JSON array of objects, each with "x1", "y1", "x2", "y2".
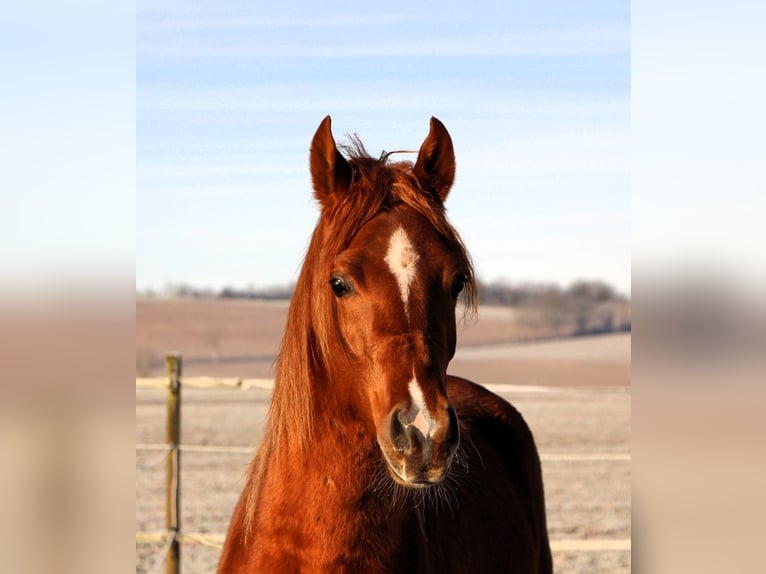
[
  {"x1": 408, "y1": 378, "x2": 435, "y2": 437},
  {"x1": 384, "y1": 226, "x2": 419, "y2": 311}
]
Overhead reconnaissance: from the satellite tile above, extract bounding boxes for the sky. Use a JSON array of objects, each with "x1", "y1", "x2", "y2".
[{"x1": 137, "y1": 1, "x2": 630, "y2": 295}]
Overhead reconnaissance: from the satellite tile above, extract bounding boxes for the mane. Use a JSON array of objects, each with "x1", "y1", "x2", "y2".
[{"x1": 244, "y1": 139, "x2": 477, "y2": 533}]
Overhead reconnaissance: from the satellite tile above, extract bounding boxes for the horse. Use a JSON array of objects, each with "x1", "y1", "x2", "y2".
[{"x1": 217, "y1": 116, "x2": 552, "y2": 573}]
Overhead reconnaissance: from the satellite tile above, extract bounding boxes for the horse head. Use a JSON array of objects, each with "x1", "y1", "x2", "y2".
[{"x1": 307, "y1": 116, "x2": 475, "y2": 487}]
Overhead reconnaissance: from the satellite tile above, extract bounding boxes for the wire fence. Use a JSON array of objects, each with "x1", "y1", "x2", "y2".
[{"x1": 136, "y1": 354, "x2": 631, "y2": 573}]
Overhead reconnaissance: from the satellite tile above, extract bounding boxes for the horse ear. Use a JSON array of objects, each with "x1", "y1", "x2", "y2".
[
  {"x1": 310, "y1": 115, "x2": 352, "y2": 208},
  {"x1": 413, "y1": 117, "x2": 455, "y2": 202}
]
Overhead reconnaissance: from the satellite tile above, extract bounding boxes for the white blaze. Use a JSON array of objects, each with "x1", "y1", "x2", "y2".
[
  {"x1": 384, "y1": 226, "x2": 419, "y2": 311},
  {"x1": 408, "y1": 378, "x2": 434, "y2": 437},
  {"x1": 386, "y1": 228, "x2": 433, "y2": 436}
]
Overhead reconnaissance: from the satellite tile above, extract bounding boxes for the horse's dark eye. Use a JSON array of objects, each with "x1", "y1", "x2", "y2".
[
  {"x1": 451, "y1": 274, "x2": 467, "y2": 297},
  {"x1": 330, "y1": 276, "x2": 351, "y2": 298}
]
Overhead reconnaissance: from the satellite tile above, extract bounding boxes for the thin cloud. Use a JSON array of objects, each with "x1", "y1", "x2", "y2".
[
  {"x1": 142, "y1": 14, "x2": 414, "y2": 32},
  {"x1": 137, "y1": 83, "x2": 628, "y2": 117},
  {"x1": 138, "y1": 25, "x2": 628, "y2": 60}
]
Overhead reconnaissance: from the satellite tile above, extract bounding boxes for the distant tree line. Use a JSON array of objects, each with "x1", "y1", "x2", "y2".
[
  {"x1": 139, "y1": 278, "x2": 630, "y2": 336},
  {"x1": 477, "y1": 279, "x2": 631, "y2": 335},
  {"x1": 142, "y1": 282, "x2": 296, "y2": 300},
  {"x1": 477, "y1": 279, "x2": 620, "y2": 306}
]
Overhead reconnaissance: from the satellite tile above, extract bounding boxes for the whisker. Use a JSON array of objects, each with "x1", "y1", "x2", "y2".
[{"x1": 459, "y1": 427, "x2": 484, "y2": 471}]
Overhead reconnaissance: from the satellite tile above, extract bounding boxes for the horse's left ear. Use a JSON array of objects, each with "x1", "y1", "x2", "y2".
[
  {"x1": 413, "y1": 117, "x2": 455, "y2": 202},
  {"x1": 310, "y1": 115, "x2": 353, "y2": 208}
]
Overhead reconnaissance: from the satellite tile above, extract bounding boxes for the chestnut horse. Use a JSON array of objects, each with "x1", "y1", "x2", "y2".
[{"x1": 217, "y1": 117, "x2": 552, "y2": 573}]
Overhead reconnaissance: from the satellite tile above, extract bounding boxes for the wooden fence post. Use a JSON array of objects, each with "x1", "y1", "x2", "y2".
[{"x1": 165, "y1": 354, "x2": 182, "y2": 574}]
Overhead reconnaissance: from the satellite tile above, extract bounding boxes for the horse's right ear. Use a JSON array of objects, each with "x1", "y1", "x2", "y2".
[{"x1": 310, "y1": 116, "x2": 352, "y2": 208}]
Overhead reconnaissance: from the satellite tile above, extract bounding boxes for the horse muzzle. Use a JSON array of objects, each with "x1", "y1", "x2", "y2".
[{"x1": 379, "y1": 402, "x2": 460, "y2": 487}]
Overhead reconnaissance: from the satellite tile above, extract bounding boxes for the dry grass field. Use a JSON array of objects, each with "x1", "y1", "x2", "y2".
[
  {"x1": 136, "y1": 298, "x2": 630, "y2": 386},
  {"x1": 136, "y1": 298, "x2": 630, "y2": 573}
]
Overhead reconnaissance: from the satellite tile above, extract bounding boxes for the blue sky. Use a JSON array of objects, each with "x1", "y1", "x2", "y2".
[{"x1": 137, "y1": 1, "x2": 630, "y2": 295}]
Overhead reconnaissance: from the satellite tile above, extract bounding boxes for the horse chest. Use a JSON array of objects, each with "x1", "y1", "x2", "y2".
[{"x1": 250, "y1": 447, "x2": 411, "y2": 572}]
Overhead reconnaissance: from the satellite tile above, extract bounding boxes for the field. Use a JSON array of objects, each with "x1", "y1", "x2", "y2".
[{"x1": 136, "y1": 298, "x2": 630, "y2": 573}]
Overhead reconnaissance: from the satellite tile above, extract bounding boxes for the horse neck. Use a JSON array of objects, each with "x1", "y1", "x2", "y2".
[
  {"x1": 266, "y1": 365, "x2": 380, "y2": 497},
  {"x1": 247, "y1": 371, "x2": 414, "y2": 571}
]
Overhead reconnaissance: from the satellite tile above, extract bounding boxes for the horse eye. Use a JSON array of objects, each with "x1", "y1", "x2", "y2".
[
  {"x1": 329, "y1": 276, "x2": 351, "y2": 298},
  {"x1": 451, "y1": 274, "x2": 467, "y2": 297}
]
